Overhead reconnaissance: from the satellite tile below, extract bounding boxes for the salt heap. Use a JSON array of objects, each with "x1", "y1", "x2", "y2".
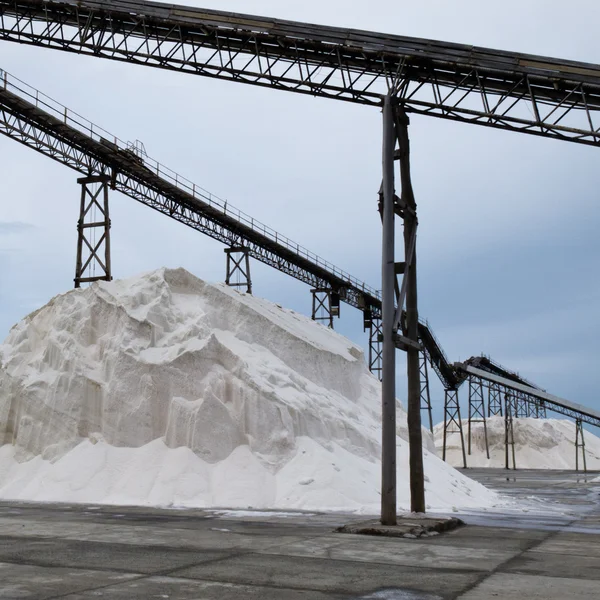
[
  {"x1": 435, "y1": 416, "x2": 600, "y2": 470},
  {"x1": 0, "y1": 268, "x2": 498, "y2": 511}
]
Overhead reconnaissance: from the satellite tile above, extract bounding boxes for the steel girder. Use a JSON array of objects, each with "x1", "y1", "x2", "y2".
[
  {"x1": 1, "y1": 0, "x2": 600, "y2": 145},
  {"x1": 462, "y1": 371, "x2": 600, "y2": 430},
  {"x1": 0, "y1": 72, "x2": 381, "y2": 313}
]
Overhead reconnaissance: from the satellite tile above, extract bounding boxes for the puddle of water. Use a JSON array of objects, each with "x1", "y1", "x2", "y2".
[{"x1": 356, "y1": 590, "x2": 442, "y2": 599}]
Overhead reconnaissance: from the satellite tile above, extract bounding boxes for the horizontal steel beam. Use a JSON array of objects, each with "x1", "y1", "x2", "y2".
[{"x1": 1, "y1": 0, "x2": 600, "y2": 144}]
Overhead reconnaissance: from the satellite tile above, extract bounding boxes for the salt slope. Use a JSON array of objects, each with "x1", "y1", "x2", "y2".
[
  {"x1": 0, "y1": 268, "x2": 498, "y2": 511},
  {"x1": 435, "y1": 416, "x2": 600, "y2": 470}
]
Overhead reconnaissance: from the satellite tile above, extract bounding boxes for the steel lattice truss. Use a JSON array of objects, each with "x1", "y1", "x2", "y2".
[
  {"x1": 1, "y1": 0, "x2": 600, "y2": 145},
  {"x1": 460, "y1": 365, "x2": 600, "y2": 429},
  {"x1": 0, "y1": 72, "x2": 381, "y2": 313}
]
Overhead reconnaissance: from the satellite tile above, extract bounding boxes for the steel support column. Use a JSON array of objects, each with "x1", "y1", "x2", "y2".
[
  {"x1": 225, "y1": 246, "x2": 252, "y2": 294},
  {"x1": 504, "y1": 393, "x2": 517, "y2": 470},
  {"x1": 395, "y1": 106, "x2": 426, "y2": 514},
  {"x1": 419, "y1": 352, "x2": 433, "y2": 433},
  {"x1": 368, "y1": 318, "x2": 383, "y2": 381},
  {"x1": 311, "y1": 288, "x2": 337, "y2": 328},
  {"x1": 442, "y1": 389, "x2": 467, "y2": 468},
  {"x1": 468, "y1": 376, "x2": 490, "y2": 459},
  {"x1": 380, "y1": 95, "x2": 397, "y2": 525},
  {"x1": 575, "y1": 419, "x2": 587, "y2": 472},
  {"x1": 74, "y1": 174, "x2": 111, "y2": 288},
  {"x1": 488, "y1": 382, "x2": 503, "y2": 417}
]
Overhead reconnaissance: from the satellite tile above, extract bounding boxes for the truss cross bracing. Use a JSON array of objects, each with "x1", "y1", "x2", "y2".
[
  {"x1": 0, "y1": 69, "x2": 382, "y2": 321},
  {"x1": 419, "y1": 352, "x2": 433, "y2": 434},
  {"x1": 2, "y1": 0, "x2": 600, "y2": 145},
  {"x1": 225, "y1": 247, "x2": 252, "y2": 294},
  {"x1": 311, "y1": 288, "x2": 336, "y2": 329},
  {"x1": 458, "y1": 364, "x2": 600, "y2": 430},
  {"x1": 74, "y1": 174, "x2": 112, "y2": 287},
  {"x1": 488, "y1": 382, "x2": 503, "y2": 417},
  {"x1": 442, "y1": 389, "x2": 467, "y2": 468},
  {"x1": 467, "y1": 376, "x2": 489, "y2": 459},
  {"x1": 367, "y1": 318, "x2": 383, "y2": 381}
]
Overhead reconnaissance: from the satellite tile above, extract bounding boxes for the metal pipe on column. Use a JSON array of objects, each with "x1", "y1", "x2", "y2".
[
  {"x1": 380, "y1": 95, "x2": 397, "y2": 526},
  {"x1": 395, "y1": 108, "x2": 426, "y2": 514}
]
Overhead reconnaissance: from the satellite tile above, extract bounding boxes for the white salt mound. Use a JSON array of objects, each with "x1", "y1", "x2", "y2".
[
  {"x1": 0, "y1": 268, "x2": 498, "y2": 511},
  {"x1": 435, "y1": 416, "x2": 600, "y2": 470}
]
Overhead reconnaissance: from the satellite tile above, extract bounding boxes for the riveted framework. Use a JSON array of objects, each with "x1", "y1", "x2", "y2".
[
  {"x1": 442, "y1": 389, "x2": 467, "y2": 468},
  {"x1": 311, "y1": 288, "x2": 335, "y2": 328},
  {"x1": 419, "y1": 352, "x2": 433, "y2": 433},
  {"x1": 468, "y1": 376, "x2": 489, "y2": 459},
  {"x1": 368, "y1": 318, "x2": 383, "y2": 381},
  {"x1": 74, "y1": 174, "x2": 111, "y2": 287},
  {"x1": 488, "y1": 382, "x2": 503, "y2": 417},
  {"x1": 225, "y1": 247, "x2": 252, "y2": 294},
  {"x1": 2, "y1": 0, "x2": 600, "y2": 145}
]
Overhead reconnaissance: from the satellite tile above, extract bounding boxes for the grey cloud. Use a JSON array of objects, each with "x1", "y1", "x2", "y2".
[{"x1": 0, "y1": 221, "x2": 34, "y2": 235}]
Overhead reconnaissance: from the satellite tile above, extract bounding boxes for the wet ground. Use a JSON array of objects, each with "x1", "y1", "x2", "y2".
[{"x1": 0, "y1": 468, "x2": 598, "y2": 599}]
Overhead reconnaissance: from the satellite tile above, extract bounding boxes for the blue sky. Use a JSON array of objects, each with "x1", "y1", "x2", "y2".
[{"x1": 1, "y1": 0, "x2": 599, "y2": 427}]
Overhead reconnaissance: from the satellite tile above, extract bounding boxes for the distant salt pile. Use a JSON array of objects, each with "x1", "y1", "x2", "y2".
[
  {"x1": 0, "y1": 268, "x2": 499, "y2": 511},
  {"x1": 435, "y1": 416, "x2": 600, "y2": 470}
]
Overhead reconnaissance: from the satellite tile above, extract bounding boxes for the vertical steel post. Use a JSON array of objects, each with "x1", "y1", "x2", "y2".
[
  {"x1": 395, "y1": 108, "x2": 425, "y2": 514},
  {"x1": 575, "y1": 419, "x2": 587, "y2": 472},
  {"x1": 380, "y1": 95, "x2": 397, "y2": 525}
]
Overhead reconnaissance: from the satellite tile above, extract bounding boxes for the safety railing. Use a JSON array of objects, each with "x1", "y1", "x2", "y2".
[{"x1": 1, "y1": 68, "x2": 381, "y2": 301}]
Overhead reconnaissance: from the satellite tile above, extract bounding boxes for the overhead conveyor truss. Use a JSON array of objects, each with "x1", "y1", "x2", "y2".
[
  {"x1": 1, "y1": 0, "x2": 600, "y2": 145},
  {"x1": 0, "y1": 69, "x2": 381, "y2": 316}
]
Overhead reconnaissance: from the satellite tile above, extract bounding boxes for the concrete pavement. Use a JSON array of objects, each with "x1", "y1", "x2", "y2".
[{"x1": 0, "y1": 469, "x2": 598, "y2": 599}]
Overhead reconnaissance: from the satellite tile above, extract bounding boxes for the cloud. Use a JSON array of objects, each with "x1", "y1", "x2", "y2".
[{"x1": 0, "y1": 221, "x2": 34, "y2": 235}]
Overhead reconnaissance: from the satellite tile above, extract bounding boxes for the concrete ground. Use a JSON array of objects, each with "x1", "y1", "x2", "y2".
[{"x1": 0, "y1": 469, "x2": 598, "y2": 599}]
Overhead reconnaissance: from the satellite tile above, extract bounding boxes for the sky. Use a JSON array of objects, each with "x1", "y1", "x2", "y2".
[{"x1": 1, "y1": 0, "x2": 599, "y2": 428}]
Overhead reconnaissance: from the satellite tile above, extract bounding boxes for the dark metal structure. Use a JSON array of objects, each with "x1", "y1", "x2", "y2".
[
  {"x1": 488, "y1": 382, "x2": 503, "y2": 417},
  {"x1": 367, "y1": 318, "x2": 383, "y2": 381},
  {"x1": 442, "y1": 389, "x2": 467, "y2": 468},
  {"x1": 225, "y1": 247, "x2": 252, "y2": 294},
  {"x1": 419, "y1": 351, "x2": 433, "y2": 433},
  {"x1": 575, "y1": 419, "x2": 587, "y2": 473},
  {"x1": 467, "y1": 376, "x2": 489, "y2": 459},
  {"x1": 74, "y1": 174, "x2": 112, "y2": 287},
  {"x1": 0, "y1": 70, "x2": 382, "y2": 317},
  {"x1": 2, "y1": 0, "x2": 600, "y2": 516},
  {"x1": 311, "y1": 288, "x2": 338, "y2": 328},
  {"x1": 504, "y1": 393, "x2": 517, "y2": 470},
  {"x1": 459, "y1": 364, "x2": 600, "y2": 430},
  {"x1": 2, "y1": 0, "x2": 600, "y2": 145}
]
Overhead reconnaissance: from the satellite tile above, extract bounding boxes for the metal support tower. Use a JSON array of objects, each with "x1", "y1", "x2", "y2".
[
  {"x1": 468, "y1": 376, "x2": 490, "y2": 459},
  {"x1": 380, "y1": 95, "x2": 397, "y2": 524},
  {"x1": 419, "y1": 352, "x2": 433, "y2": 433},
  {"x1": 74, "y1": 174, "x2": 112, "y2": 288},
  {"x1": 488, "y1": 382, "x2": 503, "y2": 417},
  {"x1": 311, "y1": 288, "x2": 338, "y2": 328},
  {"x1": 380, "y1": 96, "x2": 426, "y2": 523},
  {"x1": 575, "y1": 419, "x2": 587, "y2": 472},
  {"x1": 442, "y1": 389, "x2": 467, "y2": 468},
  {"x1": 225, "y1": 246, "x2": 252, "y2": 294},
  {"x1": 368, "y1": 318, "x2": 383, "y2": 381},
  {"x1": 504, "y1": 393, "x2": 517, "y2": 470}
]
